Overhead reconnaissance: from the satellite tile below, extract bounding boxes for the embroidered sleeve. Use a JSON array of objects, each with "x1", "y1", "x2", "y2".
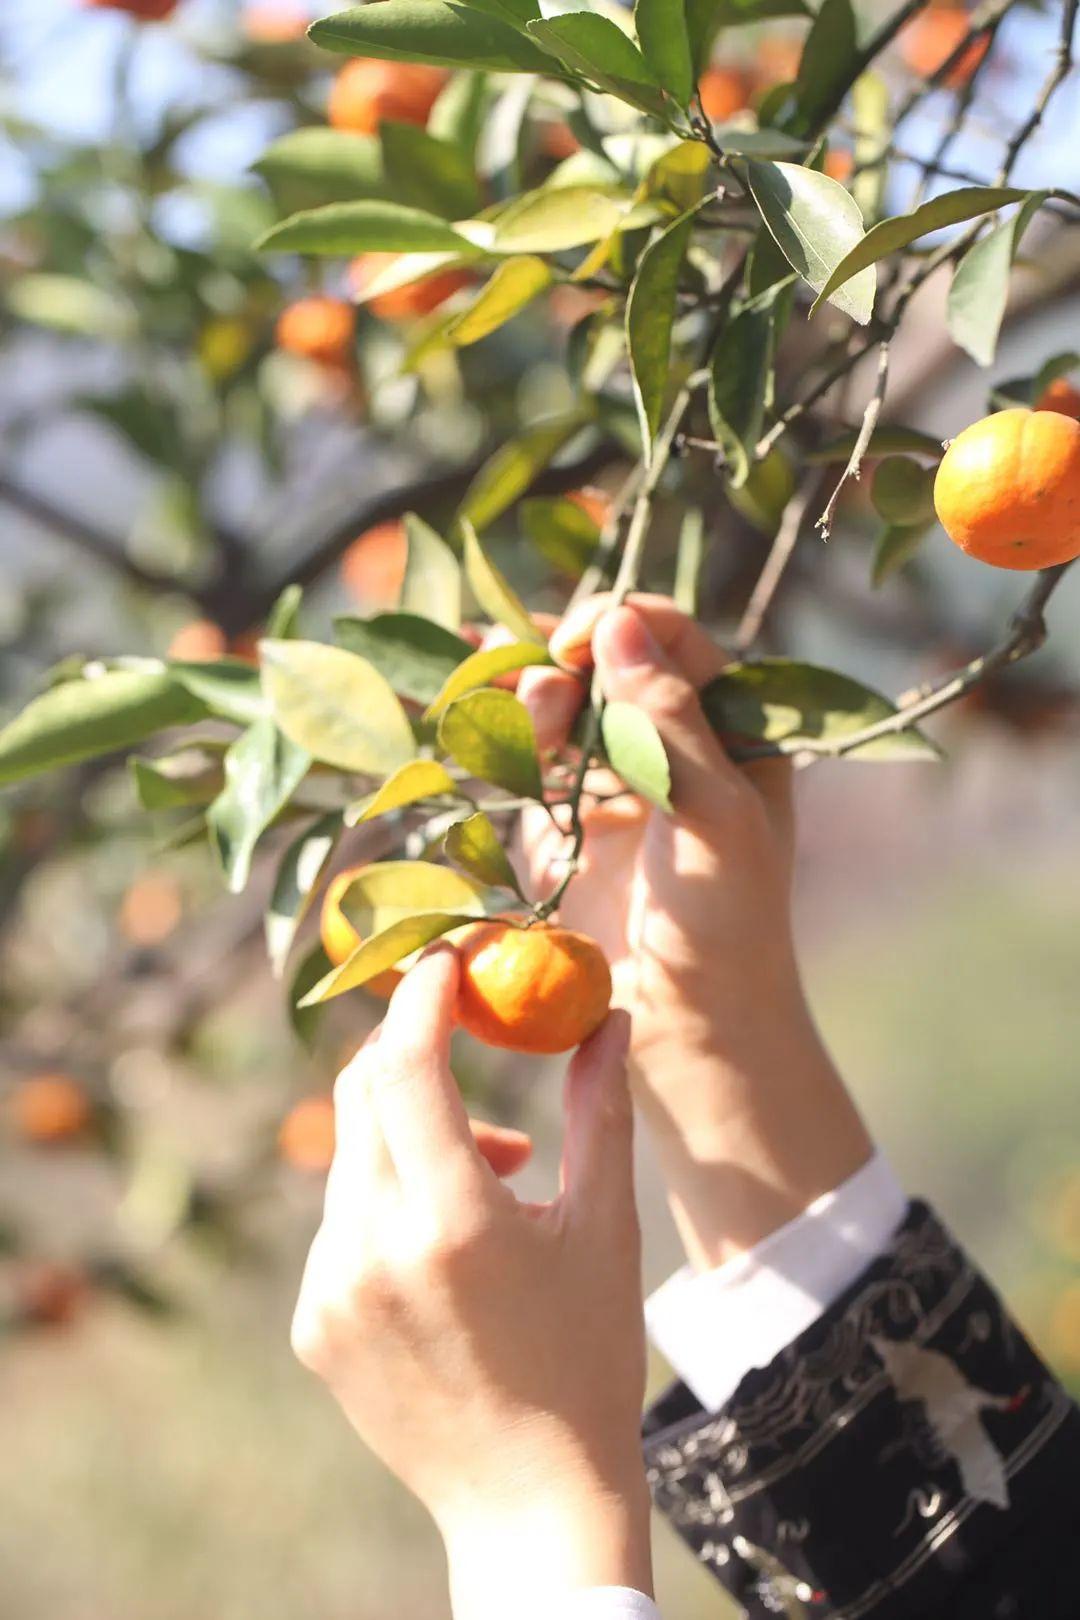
[{"x1": 642, "y1": 1202, "x2": 1080, "y2": 1620}]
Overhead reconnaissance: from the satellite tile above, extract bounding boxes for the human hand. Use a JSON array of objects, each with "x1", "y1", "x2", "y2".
[
  {"x1": 290, "y1": 947, "x2": 652, "y2": 1618},
  {"x1": 518, "y1": 595, "x2": 872, "y2": 1268}
]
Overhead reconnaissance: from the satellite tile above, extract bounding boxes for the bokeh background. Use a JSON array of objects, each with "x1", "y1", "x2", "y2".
[{"x1": 2, "y1": 1, "x2": 1080, "y2": 1616}]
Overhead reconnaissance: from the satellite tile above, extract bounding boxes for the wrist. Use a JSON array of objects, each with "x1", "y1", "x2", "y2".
[{"x1": 439, "y1": 1468, "x2": 653, "y2": 1619}]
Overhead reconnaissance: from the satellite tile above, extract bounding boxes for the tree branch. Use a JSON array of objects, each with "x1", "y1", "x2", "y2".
[{"x1": 0, "y1": 472, "x2": 176, "y2": 594}]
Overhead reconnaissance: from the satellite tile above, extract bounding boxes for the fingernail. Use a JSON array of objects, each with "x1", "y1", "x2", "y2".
[
  {"x1": 549, "y1": 602, "x2": 605, "y2": 668},
  {"x1": 596, "y1": 606, "x2": 662, "y2": 670}
]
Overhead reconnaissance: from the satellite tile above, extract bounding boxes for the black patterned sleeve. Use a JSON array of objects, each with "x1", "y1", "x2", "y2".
[{"x1": 641, "y1": 1202, "x2": 1080, "y2": 1620}]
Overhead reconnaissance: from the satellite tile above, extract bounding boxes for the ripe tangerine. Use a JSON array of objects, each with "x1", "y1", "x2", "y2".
[
  {"x1": 278, "y1": 1095, "x2": 336, "y2": 1171},
  {"x1": 9, "y1": 1074, "x2": 93, "y2": 1145},
  {"x1": 339, "y1": 519, "x2": 407, "y2": 607},
  {"x1": 320, "y1": 867, "x2": 403, "y2": 996},
  {"x1": 327, "y1": 59, "x2": 446, "y2": 136},
  {"x1": 350, "y1": 252, "x2": 473, "y2": 322},
  {"x1": 455, "y1": 921, "x2": 611, "y2": 1055},
  {"x1": 698, "y1": 66, "x2": 749, "y2": 123},
  {"x1": 275, "y1": 296, "x2": 354, "y2": 367},
  {"x1": 902, "y1": 6, "x2": 990, "y2": 88},
  {"x1": 933, "y1": 408, "x2": 1080, "y2": 570}
]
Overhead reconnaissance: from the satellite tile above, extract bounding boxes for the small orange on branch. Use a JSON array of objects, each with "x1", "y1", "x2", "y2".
[
  {"x1": 455, "y1": 921, "x2": 611, "y2": 1055},
  {"x1": 933, "y1": 408, "x2": 1080, "y2": 570}
]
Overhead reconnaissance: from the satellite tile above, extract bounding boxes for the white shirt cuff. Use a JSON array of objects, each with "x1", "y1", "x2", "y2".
[
  {"x1": 646, "y1": 1151, "x2": 907, "y2": 1414},
  {"x1": 550, "y1": 1592, "x2": 660, "y2": 1619}
]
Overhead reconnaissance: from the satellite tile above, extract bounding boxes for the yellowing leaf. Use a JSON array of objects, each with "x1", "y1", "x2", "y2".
[
  {"x1": 438, "y1": 688, "x2": 544, "y2": 798},
  {"x1": 446, "y1": 255, "x2": 552, "y2": 346},
  {"x1": 425, "y1": 640, "x2": 552, "y2": 718},
  {"x1": 298, "y1": 911, "x2": 480, "y2": 1005},
  {"x1": 445, "y1": 810, "x2": 527, "y2": 898},
  {"x1": 345, "y1": 759, "x2": 457, "y2": 825},
  {"x1": 462, "y1": 522, "x2": 545, "y2": 645},
  {"x1": 260, "y1": 639, "x2": 416, "y2": 775}
]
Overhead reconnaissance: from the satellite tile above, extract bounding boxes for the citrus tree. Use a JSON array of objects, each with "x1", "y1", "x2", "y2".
[{"x1": 2, "y1": 0, "x2": 1080, "y2": 1328}]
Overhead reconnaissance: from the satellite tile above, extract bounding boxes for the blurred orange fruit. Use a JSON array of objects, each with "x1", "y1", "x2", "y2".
[
  {"x1": 167, "y1": 618, "x2": 228, "y2": 661},
  {"x1": 902, "y1": 5, "x2": 990, "y2": 87},
  {"x1": 242, "y1": 3, "x2": 309, "y2": 41},
  {"x1": 753, "y1": 36, "x2": 803, "y2": 87},
  {"x1": 456, "y1": 921, "x2": 612, "y2": 1054},
  {"x1": 350, "y1": 252, "x2": 473, "y2": 322},
  {"x1": 320, "y1": 867, "x2": 404, "y2": 995},
  {"x1": 542, "y1": 121, "x2": 580, "y2": 160},
  {"x1": 275, "y1": 296, "x2": 355, "y2": 367},
  {"x1": 278, "y1": 1094, "x2": 336, "y2": 1171},
  {"x1": 1036, "y1": 377, "x2": 1080, "y2": 421},
  {"x1": 327, "y1": 59, "x2": 446, "y2": 135},
  {"x1": 16, "y1": 1263, "x2": 90, "y2": 1328},
  {"x1": 10, "y1": 1074, "x2": 93, "y2": 1145},
  {"x1": 934, "y1": 408, "x2": 1080, "y2": 569},
  {"x1": 567, "y1": 486, "x2": 612, "y2": 529},
  {"x1": 698, "y1": 65, "x2": 750, "y2": 122},
  {"x1": 84, "y1": 0, "x2": 178, "y2": 17},
  {"x1": 119, "y1": 872, "x2": 183, "y2": 947},
  {"x1": 339, "y1": 518, "x2": 407, "y2": 607},
  {"x1": 824, "y1": 149, "x2": 854, "y2": 184}
]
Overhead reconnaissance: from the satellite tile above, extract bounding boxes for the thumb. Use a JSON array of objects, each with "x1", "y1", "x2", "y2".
[{"x1": 561, "y1": 1009, "x2": 636, "y2": 1221}]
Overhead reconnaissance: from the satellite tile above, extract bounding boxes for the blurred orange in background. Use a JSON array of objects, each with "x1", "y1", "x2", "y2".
[
  {"x1": 275, "y1": 296, "x2": 355, "y2": 367},
  {"x1": 8, "y1": 1075, "x2": 93, "y2": 1146},
  {"x1": 327, "y1": 59, "x2": 446, "y2": 136},
  {"x1": 242, "y1": 3, "x2": 310, "y2": 42},
  {"x1": 902, "y1": 4, "x2": 991, "y2": 86},
  {"x1": 118, "y1": 872, "x2": 184, "y2": 949},
  {"x1": 339, "y1": 518, "x2": 407, "y2": 607},
  {"x1": 350, "y1": 253, "x2": 473, "y2": 323}
]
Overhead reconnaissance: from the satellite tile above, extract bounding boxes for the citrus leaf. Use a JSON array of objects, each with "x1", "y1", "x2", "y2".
[
  {"x1": 445, "y1": 255, "x2": 552, "y2": 345},
  {"x1": 456, "y1": 411, "x2": 590, "y2": 531},
  {"x1": 462, "y1": 521, "x2": 546, "y2": 645},
  {"x1": 131, "y1": 749, "x2": 225, "y2": 811},
  {"x1": 335, "y1": 613, "x2": 473, "y2": 706},
  {"x1": 257, "y1": 200, "x2": 478, "y2": 256},
  {"x1": 852, "y1": 70, "x2": 889, "y2": 225},
  {"x1": 265, "y1": 812, "x2": 342, "y2": 975},
  {"x1": 871, "y1": 520, "x2": 934, "y2": 588},
  {"x1": 600, "y1": 700, "x2": 672, "y2": 809},
  {"x1": 354, "y1": 248, "x2": 472, "y2": 306},
  {"x1": 8, "y1": 273, "x2": 134, "y2": 339},
  {"x1": 298, "y1": 911, "x2": 480, "y2": 1005},
  {"x1": 309, "y1": 2, "x2": 558, "y2": 73},
  {"x1": 445, "y1": 809, "x2": 527, "y2": 897},
  {"x1": 337, "y1": 859, "x2": 486, "y2": 933},
  {"x1": 708, "y1": 302, "x2": 774, "y2": 487},
  {"x1": 168, "y1": 659, "x2": 266, "y2": 726},
  {"x1": 793, "y1": 0, "x2": 858, "y2": 134},
  {"x1": 945, "y1": 192, "x2": 1047, "y2": 367},
  {"x1": 260, "y1": 639, "x2": 416, "y2": 774},
  {"x1": 525, "y1": 14, "x2": 667, "y2": 115},
  {"x1": 645, "y1": 138, "x2": 712, "y2": 208},
  {"x1": 428, "y1": 69, "x2": 490, "y2": 159},
  {"x1": 674, "y1": 507, "x2": 705, "y2": 615},
  {"x1": 438, "y1": 688, "x2": 544, "y2": 797},
  {"x1": 520, "y1": 494, "x2": 602, "y2": 575},
  {"x1": 808, "y1": 185, "x2": 1028, "y2": 318},
  {"x1": 379, "y1": 119, "x2": 482, "y2": 219},
  {"x1": 806, "y1": 425, "x2": 943, "y2": 462},
  {"x1": 400, "y1": 513, "x2": 462, "y2": 630},
  {"x1": 289, "y1": 941, "x2": 334, "y2": 1049},
  {"x1": 491, "y1": 185, "x2": 659, "y2": 254},
  {"x1": 627, "y1": 208, "x2": 695, "y2": 451},
  {"x1": 712, "y1": 127, "x2": 808, "y2": 158},
  {"x1": 266, "y1": 584, "x2": 303, "y2": 640},
  {"x1": 424, "y1": 640, "x2": 552, "y2": 717},
  {"x1": 207, "y1": 717, "x2": 310, "y2": 894},
  {"x1": 700, "y1": 659, "x2": 940, "y2": 761},
  {"x1": 747, "y1": 160, "x2": 877, "y2": 324},
  {"x1": 634, "y1": 0, "x2": 693, "y2": 106},
  {"x1": 0, "y1": 670, "x2": 206, "y2": 787},
  {"x1": 254, "y1": 128, "x2": 388, "y2": 208},
  {"x1": 345, "y1": 759, "x2": 458, "y2": 825}
]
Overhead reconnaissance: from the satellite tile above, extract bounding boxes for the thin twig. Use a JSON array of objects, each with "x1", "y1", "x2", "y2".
[
  {"x1": 816, "y1": 341, "x2": 891, "y2": 540},
  {"x1": 734, "y1": 469, "x2": 825, "y2": 652}
]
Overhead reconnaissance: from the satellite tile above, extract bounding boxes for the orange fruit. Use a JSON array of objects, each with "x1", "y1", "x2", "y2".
[
  {"x1": 327, "y1": 59, "x2": 446, "y2": 136},
  {"x1": 16, "y1": 1263, "x2": 90, "y2": 1328},
  {"x1": 242, "y1": 3, "x2": 309, "y2": 41},
  {"x1": 824, "y1": 149, "x2": 854, "y2": 184},
  {"x1": 167, "y1": 618, "x2": 227, "y2": 661},
  {"x1": 350, "y1": 252, "x2": 473, "y2": 322},
  {"x1": 933, "y1": 408, "x2": 1080, "y2": 570},
  {"x1": 455, "y1": 921, "x2": 612, "y2": 1055},
  {"x1": 698, "y1": 66, "x2": 749, "y2": 122},
  {"x1": 119, "y1": 872, "x2": 183, "y2": 947},
  {"x1": 275, "y1": 296, "x2": 354, "y2": 367},
  {"x1": 567, "y1": 486, "x2": 611, "y2": 529},
  {"x1": 319, "y1": 867, "x2": 404, "y2": 995},
  {"x1": 84, "y1": 0, "x2": 178, "y2": 16},
  {"x1": 339, "y1": 518, "x2": 407, "y2": 607},
  {"x1": 902, "y1": 6, "x2": 990, "y2": 87},
  {"x1": 10, "y1": 1074, "x2": 93, "y2": 1145},
  {"x1": 542, "y1": 122, "x2": 580, "y2": 161},
  {"x1": 753, "y1": 35, "x2": 803, "y2": 87},
  {"x1": 278, "y1": 1094, "x2": 336, "y2": 1171},
  {"x1": 229, "y1": 628, "x2": 262, "y2": 664},
  {"x1": 1036, "y1": 377, "x2": 1080, "y2": 422}
]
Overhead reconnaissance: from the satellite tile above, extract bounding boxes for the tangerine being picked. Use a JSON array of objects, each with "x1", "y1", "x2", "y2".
[
  {"x1": 455, "y1": 921, "x2": 612, "y2": 1055},
  {"x1": 320, "y1": 867, "x2": 404, "y2": 996},
  {"x1": 327, "y1": 59, "x2": 446, "y2": 135},
  {"x1": 933, "y1": 407, "x2": 1080, "y2": 570}
]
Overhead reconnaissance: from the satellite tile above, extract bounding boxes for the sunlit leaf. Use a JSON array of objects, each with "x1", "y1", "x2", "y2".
[
  {"x1": 8, "y1": 273, "x2": 134, "y2": 338},
  {"x1": 338, "y1": 859, "x2": 486, "y2": 933},
  {"x1": 520, "y1": 494, "x2": 602, "y2": 576},
  {"x1": 600, "y1": 701, "x2": 672, "y2": 809},
  {"x1": 207, "y1": 717, "x2": 310, "y2": 893},
  {"x1": 445, "y1": 809, "x2": 527, "y2": 897},
  {"x1": 491, "y1": 185, "x2": 659, "y2": 254},
  {"x1": 456, "y1": 411, "x2": 590, "y2": 530},
  {"x1": 852, "y1": 71, "x2": 889, "y2": 225},
  {"x1": 0, "y1": 670, "x2": 205, "y2": 787},
  {"x1": 168, "y1": 659, "x2": 266, "y2": 726},
  {"x1": 254, "y1": 128, "x2": 388, "y2": 208},
  {"x1": 266, "y1": 584, "x2": 303, "y2": 641},
  {"x1": 400, "y1": 512, "x2": 462, "y2": 630},
  {"x1": 310, "y1": 1, "x2": 557, "y2": 72},
  {"x1": 526, "y1": 14, "x2": 667, "y2": 115},
  {"x1": 747, "y1": 160, "x2": 877, "y2": 324},
  {"x1": 438, "y1": 688, "x2": 544, "y2": 797},
  {"x1": 627, "y1": 208, "x2": 695, "y2": 451},
  {"x1": 634, "y1": 0, "x2": 693, "y2": 106},
  {"x1": 445, "y1": 255, "x2": 552, "y2": 345},
  {"x1": 265, "y1": 812, "x2": 342, "y2": 975},
  {"x1": 462, "y1": 522, "x2": 545, "y2": 645},
  {"x1": 258, "y1": 200, "x2": 479, "y2": 256},
  {"x1": 335, "y1": 613, "x2": 473, "y2": 706},
  {"x1": 793, "y1": 0, "x2": 858, "y2": 134},
  {"x1": 345, "y1": 758, "x2": 458, "y2": 825},
  {"x1": 425, "y1": 640, "x2": 552, "y2": 717},
  {"x1": 946, "y1": 193, "x2": 1046, "y2": 367},
  {"x1": 298, "y1": 910, "x2": 480, "y2": 1005},
  {"x1": 261, "y1": 639, "x2": 416, "y2": 774}
]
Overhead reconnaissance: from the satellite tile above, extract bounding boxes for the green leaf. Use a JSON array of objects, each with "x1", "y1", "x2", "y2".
[
  {"x1": 337, "y1": 859, "x2": 487, "y2": 932},
  {"x1": 871, "y1": 521, "x2": 934, "y2": 588},
  {"x1": 257, "y1": 200, "x2": 478, "y2": 256},
  {"x1": 946, "y1": 193, "x2": 1046, "y2": 368},
  {"x1": 600, "y1": 701, "x2": 672, "y2": 809},
  {"x1": 713, "y1": 128, "x2": 808, "y2": 159},
  {"x1": 424, "y1": 640, "x2": 552, "y2": 718},
  {"x1": 310, "y1": 1, "x2": 558, "y2": 72},
  {"x1": 7, "y1": 273, "x2": 133, "y2": 339},
  {"x1": 168, "y1": 659, "x2": 266, "y2": 726},
  {"x1": 793, "y1": 0, "x2": 858, "y2": 134},
  {"x1": 457, "y1": 411, "x2": 590, "y2": 531},
  {"x1": 525, "y1": 14, "x2": 667, "y2": 115},
  {"x1": 851, "y1": 71, "x2": 889, "y2": 225},
  {"x1": 674, "y1": 507, "x2": 705, "y2": 615},
  {"x1": 438, "y1": 688, "x2": 544, "y2": 797},
  {"x1": 379, "y1": 120, "x2": 482, "y2": 219},
  {"x1": 266, "y1": 584, "x2": 303, "y2": 641},
  {"x1": 289, "y1": 941, "x2": 334, "y2": 1049},
  {"x1": 345, "y1": 758, "x2": 458, "y2": 825},
  {"x1": 708, "y1": 303, "x2": 774, "y2": 487},
  {"x1": 747, "y1": 160, "x2": 877, "y2": 324},
  {"x1": 401, "y1": 513, "x2": 463, "y2": 630},
  {"x1": 727, "y1": 447, "x2": 795, "y2": 534},
  {"x1": 700, "y1": 659, "x2": 940, "y2": 761},
  {"x1": 462, "y1": 521, "x2": 546, "y2": 645},
  {"x1": 445, "y1": 255, "x2": 552, "y2": 345},
  {"x1": 491, "y1": 185, "x2": 658, "y2": 254},
  {"x1": 298, "y1": 911, "x2": 479, "y2": 1005},
  {"x1": 520, "y1": 494, "x2": 602, "y2": 576},
  {"x1": 627, "y1": 209, "x2": 695, "y2": 451},
  {"x1": 807, "y1": 425, "x2": 943, "y2": 462},
  {"x1": 445, "y1": 809, "x2": 526, "y2": 897},
  {"x1": 207, "y1": 717, "x2": 310, "y2": 894},
  {"x1": 634, "y1": 0, "x2": 693, "y2": 106},
  {"x1": 335, "y1": 613, "x2": 473, "y2": 706},
  {"x1": 808, "y1": 185, "x2": 1028, "y2": 318},
  {"x1": 131, "y1": 749, "x2": 224, "y2": 811},
  {"x1": 428, "y1": 70, "x2": 490, "y2": 159},
  {"x1": 265, "y1": 812, "x2": 342, "y2": 975},
  {"x1": 254, "y1": 129, "x2": 388, "y2": 209},
  {"x1": 0, "y1": 671, "x2": 206, "y2": 787},
  {"x1": 645, "y1": 138, "x2": 712, "y2": 208},
  {"x1": 261, "y1": 639, "x2": 417, "y2": 775}
]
